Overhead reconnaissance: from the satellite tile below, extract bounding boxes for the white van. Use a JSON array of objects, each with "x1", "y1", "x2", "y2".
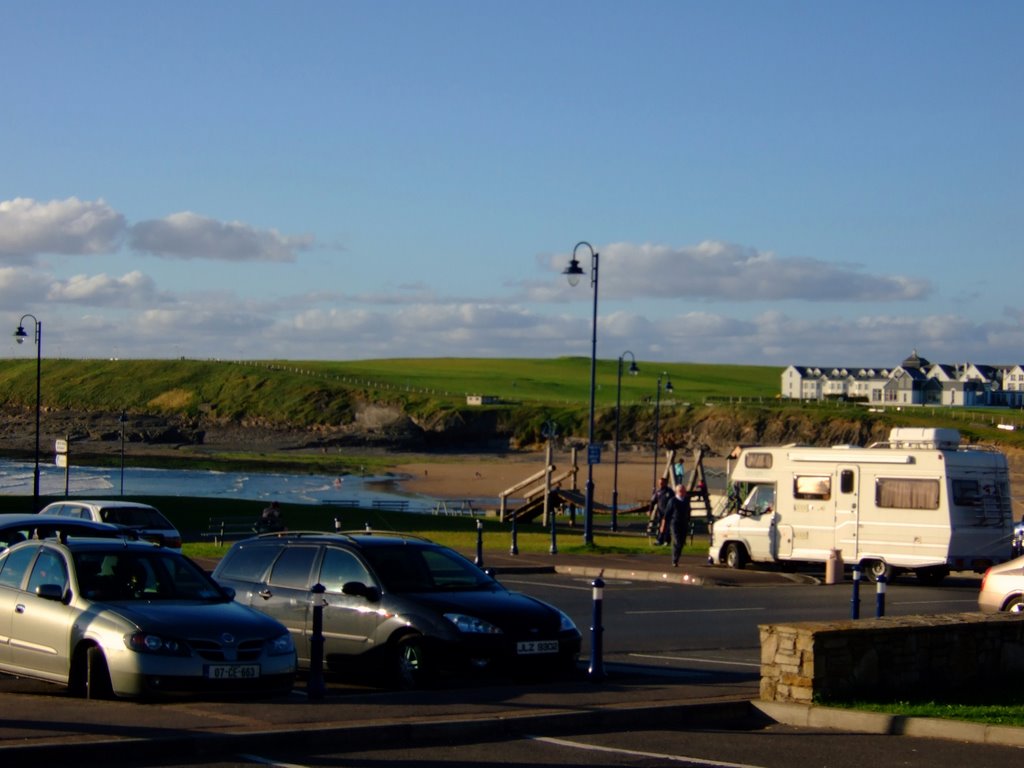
[{"x1": 708, "y1": 428, "x2": 1013, "y2": 583}]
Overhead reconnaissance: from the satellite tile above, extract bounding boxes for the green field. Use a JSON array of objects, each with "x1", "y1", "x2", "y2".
[{"x1": 0, "y1": 357, "x2": 781, "y2": 419}]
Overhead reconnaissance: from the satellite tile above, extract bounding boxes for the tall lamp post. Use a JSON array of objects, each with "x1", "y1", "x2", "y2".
[
  {"x1": 563, "y1": 241, "x2": 600, "y2": 546},
  {"x1": 652, "y1": 372, "x2": 673, "y2": 493},
  {"x1": 611, "y1": 352, "x2": 639, "y2": 532},
  {"x1": 14, "y1": 314, "x2": 42, "y2": 512}
]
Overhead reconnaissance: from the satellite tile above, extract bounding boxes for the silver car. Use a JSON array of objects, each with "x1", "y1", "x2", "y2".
[
  {"x1": 978, "y1": 555, "x2": 1024, "y2": 613},
  {"x1": 38, "y1": 500, "x2": 182, "y2": 550},
  {"x1": 0, "y1": 537, "x2": 296, "y2": 698}
]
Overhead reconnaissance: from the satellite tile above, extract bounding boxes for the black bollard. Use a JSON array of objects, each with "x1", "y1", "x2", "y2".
[
  {"x1": 334, "y1": 516, "x2": 341, "y2": 532},
  {"x1": 474, "y1": 519, "x2": 484, "y2": 567},
  {"x1": 510, "y1": 508, "x2": 519, "y2": 556},
  {"x1": 875, "y1": 573, "x2": 887, "y2": 617},
  {"x1": 850, "y1": 563, "x2": 861, "y2": 620},
  {"x1": 588, "y1": 577, "x2": 605, "y2": 682},
  {"x1": 307, "y1": 583, "x2": 326, "y2": 701}
]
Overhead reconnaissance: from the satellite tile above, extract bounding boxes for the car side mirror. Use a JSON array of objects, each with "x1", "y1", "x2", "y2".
[
  {"x1": 342, "y1": 581, "x2": 380, "y2": 602},
  {"x1": 219, "y1": 585, "x2": 237, "y2": 600},
  {"x1": 36, "y1": 583, "x2": 67, "y2": 603}
]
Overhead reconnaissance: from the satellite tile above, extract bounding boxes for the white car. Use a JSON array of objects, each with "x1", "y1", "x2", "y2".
[
  {"x1": 38, "y1": 500, "x2": 182, "y2": 550},
  {"x1": 978, "y1": 555, "x2": 1024, "y2": 613}
]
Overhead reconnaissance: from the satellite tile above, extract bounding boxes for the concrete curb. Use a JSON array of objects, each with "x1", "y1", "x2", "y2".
[{"x1": 754, "y1": 700, "x2": 1024, "y2": 748}]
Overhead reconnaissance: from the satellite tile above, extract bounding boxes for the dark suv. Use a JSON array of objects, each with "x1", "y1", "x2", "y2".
[{"x1": 211, "y1": 531, "x2": 581, "y2": 686}]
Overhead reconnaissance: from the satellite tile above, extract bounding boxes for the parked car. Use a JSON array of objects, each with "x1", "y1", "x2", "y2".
[
  {"x1": 0, "y1": 537, "x2": 296, "y2": 698},
  {"x1": 38, "y1": 500, "x2": 182, "y2": 550},
  {"x1": 0, "y1": 513, "x2": 136, "y2": 550},
  {"x1": 978, "y1": 555, "x2": 1024, "y2": 613},
  {"x1": 212, "y1": 531, "x2": 581, "y2": 687}
]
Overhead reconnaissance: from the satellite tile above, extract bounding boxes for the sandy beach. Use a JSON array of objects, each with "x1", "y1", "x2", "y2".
[
  {"x1": 391, "y1": 450, "x2": 728, "y2": 511},
  {"x1": 390, "y1": 448, "x2": 1024, "y2": 519}
]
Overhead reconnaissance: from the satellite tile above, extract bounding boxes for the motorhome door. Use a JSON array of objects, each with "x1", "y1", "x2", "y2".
[{"x1": 835, "y1": 466, "x2": 859, "y2": 560}]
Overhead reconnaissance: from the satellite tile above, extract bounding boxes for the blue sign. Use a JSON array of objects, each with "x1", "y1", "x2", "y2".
[{"x1": 587, "y1": 444, "x2": 601, "y2": 465}]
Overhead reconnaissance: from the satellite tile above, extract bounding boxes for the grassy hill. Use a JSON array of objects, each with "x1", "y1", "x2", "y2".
[{"x1": 1, "y1": 357, "x2": 1022, "y2": 459}]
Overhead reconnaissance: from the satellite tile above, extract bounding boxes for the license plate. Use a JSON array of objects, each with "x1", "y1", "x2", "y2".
[
  {"x1": 206, "y1": 664, "x2": 260, "y2": 680},
  {"x1": 516, "y1": 640, "x2": 559, "y2": 655}
]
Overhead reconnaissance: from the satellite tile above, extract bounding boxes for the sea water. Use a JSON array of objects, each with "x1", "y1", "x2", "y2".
[{"x1": 0, "y1": 458, "x2": 433, "y2": 509}]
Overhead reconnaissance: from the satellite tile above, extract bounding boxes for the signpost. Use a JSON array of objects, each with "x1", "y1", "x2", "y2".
[{"x1": 55, "y1": 438, "x2": 69, "y2": 496}]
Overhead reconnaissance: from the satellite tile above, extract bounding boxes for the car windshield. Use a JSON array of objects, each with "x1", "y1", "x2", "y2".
[
  {"x1": 98, "y1": 507, "x2": 172, "y2": 528},
  {"x1": 361, "y1": 544, "x2": 497, "y2": 594},
  {"x1": 74, "y1": 550, "x2": 226, "y2": 602}
]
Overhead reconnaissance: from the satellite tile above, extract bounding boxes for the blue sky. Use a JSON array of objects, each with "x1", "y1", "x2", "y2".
[{"x1": 2, "y1": 1, "x2": 1021, "y2": 368}]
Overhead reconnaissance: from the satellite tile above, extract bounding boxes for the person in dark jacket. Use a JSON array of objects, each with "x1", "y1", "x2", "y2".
[
  {"x1": 664, "y1": 484, "x2": 692, "y2": 567},
  {"x1": 648, "y1": 477, "x2": 673, "y2": 544}
]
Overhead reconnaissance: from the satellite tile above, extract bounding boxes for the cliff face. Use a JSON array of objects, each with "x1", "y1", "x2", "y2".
[{"x1": 0, "y1": 402, "x2": 903, "y2": 460}]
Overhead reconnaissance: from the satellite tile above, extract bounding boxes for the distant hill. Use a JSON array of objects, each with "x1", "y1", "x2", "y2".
[{"x1": 0, "y1": 357, "x2": 1018, "y2": 469}]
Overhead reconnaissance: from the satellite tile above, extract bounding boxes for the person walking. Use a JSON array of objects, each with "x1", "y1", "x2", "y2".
[
  {"x1": 648, "y1": 477, "x2": 673, "y2": 544},
  {"x1": 665, "y1": 483, "x2": 692, "y2": 567}
]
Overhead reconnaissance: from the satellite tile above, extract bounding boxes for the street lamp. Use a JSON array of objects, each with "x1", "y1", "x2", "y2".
[
  {"x1": 611, "y1": 351, "x2": 639, "y2": 532},
  {"x1": 563, "y1": 241, "x2": 599, "y2": 546},
  {"x1": 652, "y1": 372, "x2": 674, "y2": 493},
  {"x1": 14, "y1": 314, "x2": 42, "y2": 512}
]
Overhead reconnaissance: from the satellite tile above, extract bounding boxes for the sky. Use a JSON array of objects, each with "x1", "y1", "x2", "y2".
[{"x1": 2, "y1": 1, "x2": 1021, "y2": 369}]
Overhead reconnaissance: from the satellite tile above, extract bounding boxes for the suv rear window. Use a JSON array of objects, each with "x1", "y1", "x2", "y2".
[{"x1": 217, "y1": 544, "x2": 281, "y2": 582}]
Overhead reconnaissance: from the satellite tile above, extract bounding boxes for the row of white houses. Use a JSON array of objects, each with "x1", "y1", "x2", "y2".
[{"x1": 781, "y1": 351, "x2": 1024, "y2": 408}]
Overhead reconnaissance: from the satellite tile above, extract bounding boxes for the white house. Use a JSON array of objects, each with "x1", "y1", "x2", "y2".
[{"x1": 781, "y1": 351, "x2": 1024, "y2": 407}]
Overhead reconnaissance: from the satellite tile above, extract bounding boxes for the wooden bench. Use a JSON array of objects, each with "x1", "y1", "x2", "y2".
[
  {"x1": 371, "y1": 500, "x2": 409, "y2": 512},
  {"x1": 201, "y1": 516, "x2": 258, "y2": 546}
]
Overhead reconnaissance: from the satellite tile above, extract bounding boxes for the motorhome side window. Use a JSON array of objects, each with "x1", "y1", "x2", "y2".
[
  {"x1": 951, "y1": 479, "x2": 981, "y2": 507},
  {"x1": 793, "y1": 475, "x2": 831, "y2": 500},
  {"x1": 744, "y1": 452, "x2": 772, "y2": 469},
  {"x1": 875, "y1": 478, "x2": 940, "y2": 510}
]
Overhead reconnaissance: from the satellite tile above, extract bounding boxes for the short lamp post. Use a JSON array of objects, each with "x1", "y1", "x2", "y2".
[
  {"x1": 611, "y1": 352, "x2": 639, "y2": 532},
  {"x1": 652, "y1": 372, "x2": 673, "y2": 492},
  {"x1": 563, "y1": 241, "x2": 600, "y2": 547},
  {"x1": 14, "y1": 314, "x2": 42, "y2": 512}
]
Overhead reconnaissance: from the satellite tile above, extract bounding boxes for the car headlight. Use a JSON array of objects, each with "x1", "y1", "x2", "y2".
[
  {"x1": 124, "y1": 631, "x2": 189, "y2": 656},
  {"x1": 557, "y1": 609, "x2": 578, "y2": 633},
  {"x1": 443, "y1": 613, "x2": 504, "y2": 635},
  {"x1": 269, "y1": 632, "x2": 296, "y2": 656}
]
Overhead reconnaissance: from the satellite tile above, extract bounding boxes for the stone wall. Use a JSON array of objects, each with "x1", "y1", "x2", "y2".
[{"x1": 760, "y1": 613, "x2": 1024, "y2": 703}]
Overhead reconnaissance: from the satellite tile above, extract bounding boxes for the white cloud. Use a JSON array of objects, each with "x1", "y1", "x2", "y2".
[
  {"x1": 0, "y1": 197, "x2": 125, "y2": 261},
  {"x1": 129, "y1": 212, "x2": 314, "y2": 262},
  {"x1": 538, "y1": 241, "x2": 932, "y2": 303},
  {"x1": 0, "y1": 266, "x2": 53, "y2": 304},
  {"x1": 46, "y1": 271, "x2": 169, "y2": 307}
]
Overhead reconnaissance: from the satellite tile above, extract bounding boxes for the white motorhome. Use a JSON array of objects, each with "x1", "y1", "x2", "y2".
[{"x1": 708, "y1": 428, "x2": 1013, "y2": 583}]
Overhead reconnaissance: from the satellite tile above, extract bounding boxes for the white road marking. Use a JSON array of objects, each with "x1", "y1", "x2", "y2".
[
  {"x1": 629, "y1": 652, "x2": 761, "y2": 669},
  {"x1": 237, "y1": 755, "x2": 309, "y2": 768},
  {"x1": 529, "y1": 734, "x2": 767, "y2": 767},
  {"x1": 625, "y1": 607, "x2": 766, "y2": 614}
]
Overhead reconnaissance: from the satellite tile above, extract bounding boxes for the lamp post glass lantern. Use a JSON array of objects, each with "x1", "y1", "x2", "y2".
[
  {"x1": 611, "y1": 352, "x2": 639, "y2": 532},
  {"x1": 563, "y1": 241, "x2": 599, "y2": 546},
  {"x1": 13, "y1": 314, "x2": 42, "y2": 511},
  {"x1": 652, "y1": 372, "x2": 673, "y2": 492}
]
